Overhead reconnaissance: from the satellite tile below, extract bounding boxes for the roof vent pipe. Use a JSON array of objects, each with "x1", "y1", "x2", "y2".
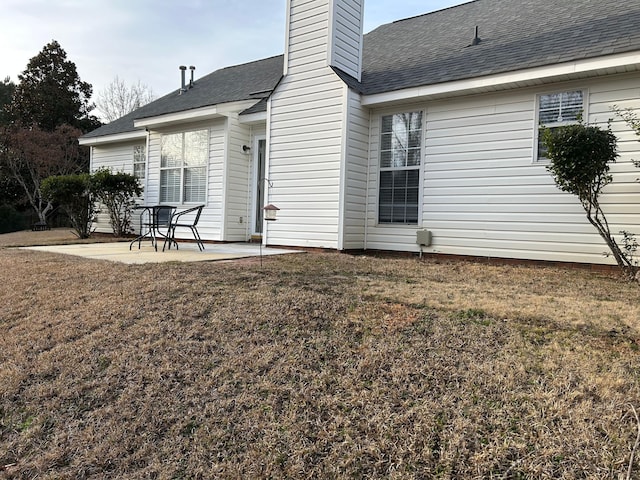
[
  {"x1": 179, "y1": 65, "x2": 187, "y2": 94},
  {"x1": 189, "y1": 66, "x2": 195, "y2": 88},
  {"x1": 471, "y1": 26, "x2": 481, "y2": 46}
]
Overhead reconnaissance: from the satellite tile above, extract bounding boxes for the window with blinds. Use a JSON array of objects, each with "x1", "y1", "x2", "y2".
[
  {"x1": 133, "y1": 145, "x2": 146, "y2": 179},
  {"x1": 160, "y1": 129, "x2": 208, "y2": 204},
  {"x1": 378, "y1": 111, "x2": 422, "y2": 224},
  {"x1": 536, "y1": 90, "x2": 584, "y2": 161}
]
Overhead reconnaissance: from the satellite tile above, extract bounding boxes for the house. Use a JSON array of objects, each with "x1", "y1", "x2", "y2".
[{"x1": 80, "y1": 0, "x2": 640, "y2": 266}]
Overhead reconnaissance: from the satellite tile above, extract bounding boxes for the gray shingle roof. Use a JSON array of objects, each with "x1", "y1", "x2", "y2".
[
  {"x1": 239, "y1": 97, "x2": 270, "y2": 116},
  {"x1": 360, "y1": 0, "x2": 640, "y2": 95},
  {"x1": 84, "y1": 0, "x2": 640, "y2": 140},
  {"x1": 83, "y1": 55, "x2": 284, "y2": 139}
]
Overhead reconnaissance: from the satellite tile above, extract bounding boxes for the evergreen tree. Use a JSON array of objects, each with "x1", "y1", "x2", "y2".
[
  {"x1": 8, "y1": 40, "x2": 100, "y2": 132},
  {"x1": 0, "y1": 41, "x2": 100, "y2": 225},
  {"x1": 0, "y1": 77, "x2": 22, "y2": 206},
  {"x1": 0, "y1": 77, "x2": 15, "y2": 126}
]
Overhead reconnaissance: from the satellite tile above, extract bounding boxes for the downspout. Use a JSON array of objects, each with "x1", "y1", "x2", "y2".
[
  {"x1": 263, "y1": 98, "x2": 273, "y2": 246},
  {"x1": 246, "y1": 124, "x2": 253, "y2": 241},
  {"x1": 337, "y1": 84, "x2": 349, "y2": 251},
  {"x1": 364, "y1": 107, "x2": 372, "y2": 251},
  {"x1": 144, "y1": 128, "x2": 151, "y2": 202},
  {"x1": 220, "y1": 117, "x2": 231, "y2": 241}
]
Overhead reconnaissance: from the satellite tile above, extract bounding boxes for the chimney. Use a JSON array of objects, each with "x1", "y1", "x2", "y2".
[
  {"x1": 328, "y1": 0, "x2": 364, "y2": 81},
  {"x1": 189, "y1": 65, "x2": 195, "y2": 88},
  {"x1": 284, "y1": 0, "x2": 364, "y2": 81},
  {"x1": 179, "y1": 65, "x2": 187, "y2": 94}
]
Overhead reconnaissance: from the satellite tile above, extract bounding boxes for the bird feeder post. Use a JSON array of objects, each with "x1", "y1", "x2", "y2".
[
  {"x1": 263, "y1": 204, "x2": 280, "y2": 221},
  {"x1": 260, "y1": 204, "x2": 280, "y2": 268}
]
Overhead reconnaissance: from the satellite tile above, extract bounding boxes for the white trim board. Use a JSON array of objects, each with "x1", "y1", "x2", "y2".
[{"x1": 362, "y1": 51, "x2": 640, "y2": 107}]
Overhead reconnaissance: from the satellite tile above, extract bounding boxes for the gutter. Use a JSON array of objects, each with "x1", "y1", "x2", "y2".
[
  {"x1": 79, "y1": 130, "x2": 146, "y2": 146},
  {"x1": 362, "y1": 51, "x2": 640, "y2": 107}
]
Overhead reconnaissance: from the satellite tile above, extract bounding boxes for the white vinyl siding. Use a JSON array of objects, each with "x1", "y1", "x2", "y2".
[
  {"x1": 268, "y1": 68, "x2": 347, "y2": 249},
  {"x1": 341, "y1": 89, "x2": 369, "y2": 249},
  {"x1": 329, "y1": 0, "x2": 363, "y2": 80},
  {"x1": 92, "y1": 141, "x2": 144, "y2": 176},
  {"x1": 365, "y1": 72, "x2": 640, "y2": 265},
  {"x1": 286, "y1": 0, "x2": 363, "y2": 79},
  {"x1": 204, "y1": 120, "x2": 226, "y2": 240},
  {"x1": 148, "y1": 119, "x2": 226, "y2": 241},
  {"x1": 91, "y1": 140, "x2": 145, "y2": 234},
  {"x1": 285, "y1": 0, "x2": 331, "y2": 76},
  {"x1": 224, "y1": 114, "x2": 253, "y2": 241}
]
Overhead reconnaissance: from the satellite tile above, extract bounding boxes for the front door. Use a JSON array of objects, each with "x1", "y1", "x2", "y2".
[{"x1": 253, "y1": 138, "x2": 266, "y2": 235}]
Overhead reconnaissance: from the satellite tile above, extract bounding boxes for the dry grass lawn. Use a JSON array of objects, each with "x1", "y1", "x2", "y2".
[{"x1": 1, "y1": 230, "x2": 640, "y2": 479}]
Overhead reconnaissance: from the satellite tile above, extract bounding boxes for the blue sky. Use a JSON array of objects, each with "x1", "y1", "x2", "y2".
[{"x1": 1, "y1": 1, "x2": 468, "y2": 101}]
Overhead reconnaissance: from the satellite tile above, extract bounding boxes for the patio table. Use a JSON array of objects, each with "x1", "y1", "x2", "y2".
[{"x1": 129, "y1": 205, "x2": 177, "y2": 251}]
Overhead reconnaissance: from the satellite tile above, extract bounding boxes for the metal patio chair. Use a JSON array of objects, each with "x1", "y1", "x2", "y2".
[{"x1": 163, "y1": 205, "x2": 205, "y2": 251}]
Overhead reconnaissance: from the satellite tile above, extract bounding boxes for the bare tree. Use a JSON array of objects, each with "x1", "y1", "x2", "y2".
[
  {"x1": 0, "y1": 124, "x2": 84, "y2": 224},
  {"x1": 95, "y1": 76, "x2": 155, "y2": 122}
]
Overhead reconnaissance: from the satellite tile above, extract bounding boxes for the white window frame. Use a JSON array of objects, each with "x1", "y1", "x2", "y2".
[
  {"x1": 377, "y1": 110, "x2": 424, "y2": 226},
  {"x1": 534, "y1": 88, "x2": 587, "y2": 163},
  {"x1": 133, "y1": 145, "x2": 146, "y2": 179},
  {"x1": 160, "y1": 129, "x2": 209, "y2": 205}
]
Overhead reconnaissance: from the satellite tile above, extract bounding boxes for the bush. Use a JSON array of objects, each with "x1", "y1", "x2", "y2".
[
  {"x1": 542, "y1": 122, "x2": 638, "y2": 280},
  {"x1": 91, "y1": 168, "x2": 142, "y2": 237},
  {"x1": 0, "y1": 204, "x2": 26, "y2": 233},
  {"x1": 41, "y1": 174, "x2": 95, "y2": 238},
  {"x1": 543, "y1": 123, "x2": 617, "y2": 199}
]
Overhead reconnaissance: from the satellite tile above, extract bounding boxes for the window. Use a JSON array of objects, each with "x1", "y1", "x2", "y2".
[
  {"x1": 160, "y1": 129, "x2": 208, "y2": 203},
  {"x1": 378, "y1": 111, "x2": 423, "y2": 224},
  {"x1": 536, "y1": 90, "x2": 584, "y2": 161},
  {"x1": 133, "y1": 145, "x2": 146, "y2": 179}
]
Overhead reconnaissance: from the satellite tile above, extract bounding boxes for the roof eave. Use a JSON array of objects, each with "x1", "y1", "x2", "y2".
[
  {"x1": 133, "y1": 99, "x2": 258, "y2": 129},
  {"x1": 239, "y1": 111, "x2": 267, "y2": 125},
  {"x1": 78, "y1": 130, "x2": 146, "y2": 146},
  {"x1": 362, "y1": 50, "x2": 640, "y2": 107}
]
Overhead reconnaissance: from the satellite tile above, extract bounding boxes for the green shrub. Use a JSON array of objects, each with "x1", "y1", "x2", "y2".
[
  {"x1": 542, "y1": 122, "x2": 638, "y2": 280},
  {"x1": 0, "y1": 204, "x2": 26, "y2": 233},
  {"x1": 91, "y1": 168, "x2": 142, "y2": 237},
  {"x1": 41, "y1": 173, "x2": 95, "y2": 238}
]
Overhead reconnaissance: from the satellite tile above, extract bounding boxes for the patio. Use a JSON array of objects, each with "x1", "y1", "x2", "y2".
[{"x1": 20, "y1": 241, "x2": 300, "y2": 264}]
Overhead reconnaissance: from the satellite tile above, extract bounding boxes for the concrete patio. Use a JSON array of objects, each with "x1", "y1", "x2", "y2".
[{"x1": 21, "y1": 241, "x2": 301, "y2": 264}]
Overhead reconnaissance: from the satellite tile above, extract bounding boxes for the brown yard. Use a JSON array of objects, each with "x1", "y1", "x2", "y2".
[{"x1": 1, "y1": 230, "x2": 640, "y2": 479}]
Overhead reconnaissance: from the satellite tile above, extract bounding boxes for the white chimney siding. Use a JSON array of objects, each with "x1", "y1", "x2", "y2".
[
  {"x1": 266, "y1": 0, "x2": 368, "y2": 250},
  {"x1": 284, "y1": 0, "x2": 364, "y2": 78},
  {"x1": 328, "y1": 0, "x2": 364, "y2": 81}
]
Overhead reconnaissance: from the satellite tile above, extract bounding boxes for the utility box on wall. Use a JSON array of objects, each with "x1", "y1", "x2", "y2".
[{"x1": 416, "y1": 229, "x2": 432, "y2": 247}]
